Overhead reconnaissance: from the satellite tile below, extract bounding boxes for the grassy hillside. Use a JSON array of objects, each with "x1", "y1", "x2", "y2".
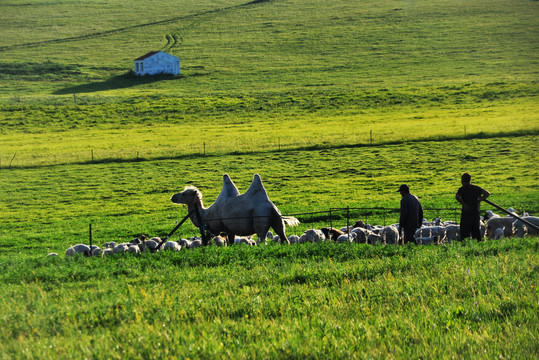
[{"x1": 0, "y1": 0, "x2": 537, "y2": 97}]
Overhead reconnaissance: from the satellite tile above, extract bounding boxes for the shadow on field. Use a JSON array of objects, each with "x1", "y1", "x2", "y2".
[{"x1": 53, "y1": 72, "x2": 181, "y2": 95}]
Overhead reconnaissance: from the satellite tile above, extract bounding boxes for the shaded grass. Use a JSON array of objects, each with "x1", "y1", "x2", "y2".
[{"x1": 0, "y1": 238, "x2": 537, "y2": 359}]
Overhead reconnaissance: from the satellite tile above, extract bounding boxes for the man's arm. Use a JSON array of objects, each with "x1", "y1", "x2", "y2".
[
  {"x1": 456, "y1": 193, "x2": 468, "y2": 210},
  {"x1": 479, "y1": 188, "x2": 490, "y2": 202}
]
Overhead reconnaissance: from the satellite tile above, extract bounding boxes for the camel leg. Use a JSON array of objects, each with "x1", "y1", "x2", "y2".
[
  {"x1": 226, "y1": 232, "x2": 235, "y2": 246},
  {"x1": 273, "y1": 220, "x2": 290, "y2": 245}
]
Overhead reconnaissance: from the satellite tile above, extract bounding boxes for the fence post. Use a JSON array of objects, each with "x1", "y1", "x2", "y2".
[
  {"x1": 203, "y1": 142, "x2": 206, "y2": 156},
  {"x1": 89, "y1": 223, "x2": 92, "y2": 253},
  {"x1": 370, "y1": 130, "x2": 373, "y2": 145},
  {"x1": 91, "y1": 150, "x2": 94, "y2": 162},
  {"x1": 346, "y1": 207, "x2": 350, "y2": 232}
]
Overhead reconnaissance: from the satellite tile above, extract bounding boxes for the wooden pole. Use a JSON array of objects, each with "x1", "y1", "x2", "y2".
[
  {"x1": 89, "y1": 223, "x2": 93, "y2": 254},
  {"x1": 484, "y1": 199, "x2": 539, "y2": 232}
]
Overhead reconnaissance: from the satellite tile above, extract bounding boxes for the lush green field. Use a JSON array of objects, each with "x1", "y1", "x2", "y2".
[
  {"x1": 0, "y1": 0, "x2": 538, "y2": 358},
  {"x1": 0, "y1": 239, "x2": 538, "y2": 359}
]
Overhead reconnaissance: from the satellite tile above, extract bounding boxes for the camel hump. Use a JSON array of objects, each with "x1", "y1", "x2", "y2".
[
  {"x1": 215, "y1": 174, "x2": 240, "y2": 202},
  {"x1": 245, "y1": 174, "x2": 269, "y2": 198}
]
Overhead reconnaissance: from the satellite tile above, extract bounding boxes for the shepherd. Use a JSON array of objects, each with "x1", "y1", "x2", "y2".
[{"x1": 455, "y1": 172, "x2": 490, "y2": 241}]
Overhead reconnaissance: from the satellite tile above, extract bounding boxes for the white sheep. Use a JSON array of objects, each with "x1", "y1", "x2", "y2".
[
  {"x1": 288, "y1": 235, "x2": 300, "y2": 244},
  {"x1": 102, "y1": 248, "x2": 114, "y2": 257},
  {"x1": 212, "y1": 235, "x2": 228, "y2": 247},
  {"x1": 485, "y1": 217, "x2": 515, "y2": 239},
  {"x1": 415, "y1": 235, "x2": 438, "y2": 245},
  {"x1": 445, "y1": 224, "x2": 460, "y2": 242},
  {"x1": 351, "y1": 227, "x2": 368, "y2": 243},
  {"x1": 336, "y1": 233, "x2": 356, "y2": 243},
  {"x1": 493, "y1": 228, "x2": 505, "y2": 240},
  {"x1": 235, "y1": 237, "x2": 255, "y2": 246},
  {"x1": 113, "y1": 243, "x2": 128, "y2": 254},
  {"x1": 127, "y1": 244, "x2": 140, "y2": 254},
  {"x1": 65, "y1": 244, "x2": 91, "y2": 257},
  {"x1": 163, "y1": 241, "x2": 182, "y2": 251},
  {"x1": 299, "y1": 229, "x2": 326, "y2": 243},
  {"x1": 91, "y1": 247, "x2": 102, "y2": 256},
  {"x1": 381, "y1": 225, "x2": 399, "y2": 245},
  {"x1": 367, "y1": 231, "x2": 383, "y2": 245},
  {"x1": 512, "y1": 216, "x2": 539, "y2": 237},
  {"x1": 190, "y1": 239, "x2": 203, "y2": 249},
  {"x1": 143, "y1": 239, "x2": 160, "y2": 252},
  {"x1": 483, "y1": 210, "x2": 499, "y2": 221},
  {"x1": 415, "y1": 226, "x2": 446, "y2": 242},
  {"x1": 179, "y1": 238, "x2": 192, "y2": 248}
]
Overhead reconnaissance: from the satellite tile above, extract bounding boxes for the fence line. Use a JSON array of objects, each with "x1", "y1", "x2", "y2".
[{"x1": 173, "y1": 206, "x2": 462, "y2": 238}]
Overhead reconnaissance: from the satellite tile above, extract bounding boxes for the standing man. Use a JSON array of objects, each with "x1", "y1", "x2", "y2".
[
  {"x1": 456, "y1": 173, "x2": 490, "y2": 241},
  {"x1": 398, "y1": 184, "x2": 424, "y2": 245}
]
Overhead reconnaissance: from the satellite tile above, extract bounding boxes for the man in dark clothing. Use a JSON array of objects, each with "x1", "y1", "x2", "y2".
[
  {"x1": 456, "y1": 173, "x2": 490, "y2": 241},
  {"x1": 398, "y1": 184, "x2": 424, "y2": 245}
]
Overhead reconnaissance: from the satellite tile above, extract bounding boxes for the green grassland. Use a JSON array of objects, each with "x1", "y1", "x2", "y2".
[{"x1": 0, "y1": 0, "x2": 538, "y2": 358}]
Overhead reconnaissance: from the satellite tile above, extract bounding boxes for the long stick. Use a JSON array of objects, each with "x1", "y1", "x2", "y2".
[
  {"x1": 155, "y1": 210, "x2": 195, "y2": 250},
  {"x1": 484, "y1": 199, "x2": 539, "y2": 232}
]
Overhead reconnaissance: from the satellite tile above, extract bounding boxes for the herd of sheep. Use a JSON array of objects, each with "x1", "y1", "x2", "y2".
[{"x1": 54, "y1": 208, "x2": 538, "y2": 258}]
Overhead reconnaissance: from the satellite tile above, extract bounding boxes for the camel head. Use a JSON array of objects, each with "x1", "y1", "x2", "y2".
[{"x1": 171, "y1": 186, "x2": 202, "y2": 206}]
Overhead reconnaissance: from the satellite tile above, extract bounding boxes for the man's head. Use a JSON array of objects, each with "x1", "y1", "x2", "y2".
[
  {"x1": 398, "y1": 184, "x2": 410, "y2": 195},
  {"x1": 461, "y1": 173, "x2": 472, "y2": 185}
]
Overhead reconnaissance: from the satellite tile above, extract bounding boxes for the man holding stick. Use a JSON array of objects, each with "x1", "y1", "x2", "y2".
[{"x1": 456, "y1": 173, "x2": 490, "y2": 241}]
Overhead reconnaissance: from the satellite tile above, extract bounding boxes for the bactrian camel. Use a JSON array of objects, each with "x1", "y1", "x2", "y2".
[{"x1": 171, "y1": 174, "x2": 299, "y2": 245}]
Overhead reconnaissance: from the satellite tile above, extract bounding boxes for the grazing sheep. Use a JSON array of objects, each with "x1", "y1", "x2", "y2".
[
  {"x1": 415, "y1": 235, "x2": 438, "y2": 245},
  {"x1": 320, "y1": 227, "x2": 345, "y2": 241},
  {"x1": 336, "y1": 233, "x2": 356, "y2": 243},
  {"x1": 236, "y1": 237, "x2": 255, "y2": 246},
  {"x1": 381, "y1": 225, "x2": 399, "y2": 245},
  {"x1": 367, "y1": 232, "x2": 383, "y2": 245},
  {"x1": 493, "y1": 228, "x2": 505, "y2": 240},
  {"x1": 415, "y1": 226, "x2": 447, "y2": 242},
  {"x1": 288, "y1": 235, "x2": 300, "y2": 244},
  {"x1": 65, "y1": 244, "x2": 91, "y2": 257},
  {"x1": 163, "y1": 241, "x2": 182, "y2": 251},
  {"x1": 190, "y1": 239, "x2": 203, "y2": 249},
  {"x1": 445, "y1": 224, "x2": 460, "y2": 242},
  {"x1": 483, "y1": 210, "x2": 499, "y2": 221},
  {"x1": 127, "y1": 245, "x2": 140, "y2": 254},
  {"x1": 299, "y1": 229, "x2": 326, "y2": 243},
  {"x1": 102, "y1": 248, "x2": 114, "y2": 257},
  {"x1": 113, "y1": 243, "x2": 128, "y2": 254},
  {"x1": 213, "y1": 235, "x2": 228, "y2": 247},
  {"x1": 485, "y1": 217, "x2": 515, "y2": 239},
  {"x1": 351, "y1": 227, "x2": 368, "y2": 243},
  {"x1": 143, "y1": 239, "x2": 160, "y2": 252},
  {"x1": 512, "y1": 216, "x2": 539, "y2": 237},
  {"x1": 353, "y1": 220, "x2": 366, "y2": 228},
  {"x1": 179, "y1": 238, "x2": 192, "y2": 248},
  {"x1": 91, "y1": 247, "x2": 102, "y2": 257}
]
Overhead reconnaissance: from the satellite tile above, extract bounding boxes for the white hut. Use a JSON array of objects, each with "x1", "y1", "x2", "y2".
[{"x1": 134, "y1": 51, "x2": 180, "y2": 76}]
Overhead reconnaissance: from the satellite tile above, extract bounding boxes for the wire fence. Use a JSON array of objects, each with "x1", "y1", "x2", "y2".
[
  {"x1": 286, "y1": 206, "x2": 460, "y2": 234},
  {"x1": 171, "y1": 206, "x2": 462, "y2": 239}
]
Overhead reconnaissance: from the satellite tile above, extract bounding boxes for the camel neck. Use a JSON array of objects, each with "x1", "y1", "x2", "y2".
[{"x1": 188, "y1": 201, "x2": 204, "y2": 227}]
